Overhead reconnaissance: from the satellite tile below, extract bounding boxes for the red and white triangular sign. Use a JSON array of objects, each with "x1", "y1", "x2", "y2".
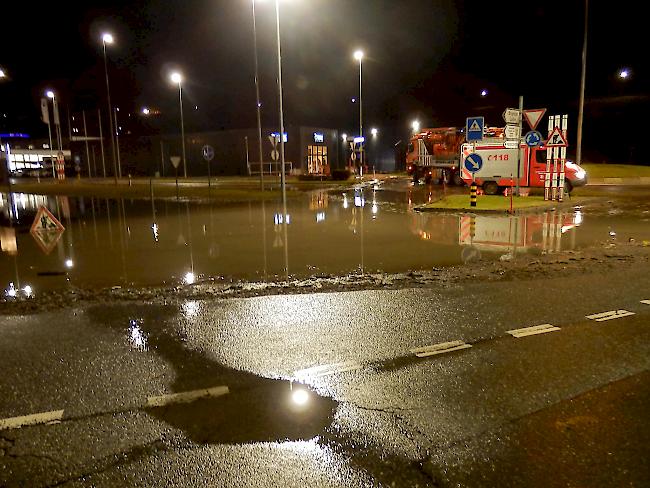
[
  {"x1": 546, "y1": 127, "x2": 568, "y2": 148},
  {"x1": 30, "y1": 206, "x2": 65, "y2": 234},
  {"x1": 523, "y1": 109, "x2": 546, "y2": 130}
]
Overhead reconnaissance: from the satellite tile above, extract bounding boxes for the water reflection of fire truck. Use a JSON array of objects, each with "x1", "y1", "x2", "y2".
[
  {"x1": 458, "y1": 211, "x2": 582, "y2": 253},
  {"x1": 411, "y1": 210, "x2": 583, "y2": 254}
]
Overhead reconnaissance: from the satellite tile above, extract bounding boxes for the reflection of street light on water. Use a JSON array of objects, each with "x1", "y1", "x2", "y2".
[
  {"x1": 184, "y1": 271, "x2": 196, "y2": 285},
  {"x1": 65, "y1": 259, "x2": 74, "y2": 269},
  {"x1": 291, "y1": 388, "x2": 309, "y2": 406}
]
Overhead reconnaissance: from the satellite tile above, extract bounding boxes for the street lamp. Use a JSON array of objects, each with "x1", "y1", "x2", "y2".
[
  {"x1": 353, "y1": 49, "x2": 364, "y2": 178},
  {"x1": 101, "y1": 32, "x2": 119, "y2": 181},
  {"x1": 141, "y1": 107, "x2": 150, "y2": 115},
  {"x1": 412, "y1": 120, "x2": 421, "y2": 133},
  {"x1": 618, "y1": 68, "x2": 630, "y2": 79},
  {"x1": 480, "y1": 89, "x2": 488, "y2": 97},
  {"x1": 44, "y1": 90, "x2": 56, "y2": 178},
  {"x1": 170, "y1": 72, "x2": 187, "y2": 178},
  {"x1": 251, "y1": 0, "x2": 265, "y2": 191},
  {"x1": 0, "y1": 68, "x2": 6, "y2": 79},
  {"x1": 371, "y1": 128, "x2": 378, "y2": 138}
]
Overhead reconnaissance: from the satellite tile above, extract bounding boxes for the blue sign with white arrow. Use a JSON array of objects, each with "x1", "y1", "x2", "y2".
[
  {"x1": 466, "y1": 116, "x2": 484, "y2": 142},
  {"x1": 524, "y1": 130, "x2": 543, "y2": 147},
  {"x1": 464, "y1": 153, "x2": 483, "y2": 173}
]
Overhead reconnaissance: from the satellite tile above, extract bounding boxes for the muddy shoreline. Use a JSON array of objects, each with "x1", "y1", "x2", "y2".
[{"x1": 2, "y1": 239, "x2": 648, "y2": 315}]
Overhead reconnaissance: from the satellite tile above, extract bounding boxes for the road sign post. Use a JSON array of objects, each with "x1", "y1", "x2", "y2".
[
  {"x1": 202, "y1": 145, "x2": 214, "y2": 189},
  {"x1": 464, "y1": 153, "x2": 483, "y2": 207},
  {"x1": 170, "y1": 156, "x2": 181, "y2": 199}
]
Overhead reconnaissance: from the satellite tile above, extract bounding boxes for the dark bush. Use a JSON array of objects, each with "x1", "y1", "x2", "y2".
[{"x1": 331, "y1": 169, "x2": 351, "y2": 181}]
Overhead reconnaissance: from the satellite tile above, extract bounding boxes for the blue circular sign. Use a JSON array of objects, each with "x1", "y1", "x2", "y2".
[
  {"x1": 524, "y1": 130, "x2": 543, "y2": 147},
  {"x1": 464, "y1": 153, "x2": 483, "y2": 173},
  {"x1": 202, "y1": 145, "x2": 215, "y2": 162}
]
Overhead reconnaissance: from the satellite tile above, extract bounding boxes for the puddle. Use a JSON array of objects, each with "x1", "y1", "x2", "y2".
[
  {"x1": 86, "y1": 304, "x2": 337, "y2": 445},
  {"x1": 1, "y1": 182, "x2": 647, "y2": 296}
]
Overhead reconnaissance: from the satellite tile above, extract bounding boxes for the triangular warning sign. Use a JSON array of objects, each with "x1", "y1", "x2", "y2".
[
  {"x1": 469, "y1": 120, "x2": 481, "y2": 132},
  {"x1": 30, "y1": 206, "x2": 65, "y2": 234},
  {"x1": 546, "y1": 127, "x2": 568, "y2": 147},
  {"x1": 523, "y1": 108, "x2": 546, "y2": 130}
]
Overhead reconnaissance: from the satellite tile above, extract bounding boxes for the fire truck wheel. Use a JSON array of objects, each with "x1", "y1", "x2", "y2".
[
  {"x1": 564, "y1": 180, "x2": 573, "y2": 194},
  {"x1": 412, "y1": 172, "x2": 420, "y2": 184},
  {"x1": 483, "y1": 181, "x2": 499, "y2": 195},
  {"x1": 452, "y1": 173, "x2": 464, "y2": 186},
  {"x1": 424, "y1": 174, "x2": 432, "y2": 184}
]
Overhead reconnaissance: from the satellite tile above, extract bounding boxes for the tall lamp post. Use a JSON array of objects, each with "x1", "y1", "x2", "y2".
[
  {"x1": 353, "y1": 50, "x2": 364, "y2": 178},
  {"x1": 101, "y1": 33, "x2": 119, "y2": 182},
  {"x1": 170, "y1": 72, "x2": 187, "y2": 178},
  {"x1": 576, "y1": 0, "x2": 588, "y2": 168},
  {"x1": 251, "y1": 0, "x2": 264, "y2": 190},
  {"x1": 45, "y1": 91, "x2": 57, "y2": 179}
]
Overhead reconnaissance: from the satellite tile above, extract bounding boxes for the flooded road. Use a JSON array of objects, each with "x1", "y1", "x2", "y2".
[{"x1": 1, "y1": 180, "x2": 649, "y2": 294}]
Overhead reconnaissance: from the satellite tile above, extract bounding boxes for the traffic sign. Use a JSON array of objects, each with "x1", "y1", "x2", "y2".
[
  {"x1": 464, "y1": 153, "x2": 483, "y2": 173},
  {"x1": 170, "y1": 156, "x2": 181, "y2": 169},
  {"x1": 202, "y1": 145, "x2": 214, "y2": 162},
  {"x1": 504, "y1": 124, "x2": 521, "y2": 140},
  {"x1": 351, "y1": 152, "x2": 357, "y2": 161},
  {"x1": 502, "y1": 108, "x2": 521, "y2": 125},
  {"x1": 271, "y1": 149, "x2": 279, "y2": 162},
  {"x1": 268, "y1": 135, "x2": 278, "y2": 148},
  {"x1": 504, "y1": 140, "x2": 519, "y2": 149},
  {"x1": 30, "y1": 206, "x2": 65, "y2": 255},
  {"x1": 523, "y1": 108, "x2": 547, "y2": 130},
  {"x1": 466, "y1": 116, "x2": 484, "y2": 142},
  {"x1": 524, "y1": 130, "x2": 544, "y2": 147},
  {"x1": 546, "y1": 127, "x2": 568, "y2": 147}
]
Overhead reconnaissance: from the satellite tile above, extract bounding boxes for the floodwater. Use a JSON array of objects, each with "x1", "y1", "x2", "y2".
[{"x1": 1, "y1": 180, "x2": 648, "y2": 295}]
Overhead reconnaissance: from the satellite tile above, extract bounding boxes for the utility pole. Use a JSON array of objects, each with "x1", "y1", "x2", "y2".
[{"x1": 576, "y1": 0, "x2": 589, "y2": 167}]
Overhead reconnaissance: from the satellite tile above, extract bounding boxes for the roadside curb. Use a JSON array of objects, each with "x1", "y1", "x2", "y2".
[
  {"x1": 588, "y1": 177, "x2": 650, "y2": 185},
  {"x1": 414, "y1": 198, "x2": 586, "y2": 215}
]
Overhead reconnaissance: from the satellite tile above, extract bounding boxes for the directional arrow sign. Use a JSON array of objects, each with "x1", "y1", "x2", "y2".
[
  {"x1": 546, "y1": 127, "x2": 568, "y2": 147},
  {"x1": 464, "y1": 153, "x2": 483, "y2": 173},
  {"x1": 502, "y1": 108, "x2": 521, "y2": 125},
  {"x1": 523, "y1": 108, "x2": 547, "y2": 130}
]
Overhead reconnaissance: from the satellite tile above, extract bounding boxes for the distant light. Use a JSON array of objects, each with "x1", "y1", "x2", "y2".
[
  {"x1": 257, "y1": 102, "x2": 262, "y2": 108},
  {"x1": 372, "y1": 203, "x2": 378, "y2": 215},
  {"x1": 184, "y1": 271, "x2": 196, "y2": 285},
  {"x1": 351, "y1": 98, "x2": 356, "y2": 103},
  {"x1": 0, "y1": 69, "x2": 6, "y2": 78},
  {"x1": 412, "y1": 120, "x2": 420, "y2": 132},
  {"x1": 65, "y1": 259, "x2": 74, "y2": 268},
  {"x1": 618, "y1": 68, "x2": 630, "y2": 79},
  {"x1": 46, "y1": 90, "x2": 55, "y2": 99},
  {"x1": 316, "y1": 211, "x2": 326, "y2": 223},
  {"x1": 371, "y1": 128, "x2": 378, "y2": 137},
  {"x1": 142, "y1": 107, "x2": 150, "y2": 115},
  {"x1": 291, "y1": 389, "x2": 309, "y2": 406},
  {"x1": 194, "y1": 105, "x2": 198, "y2": 110},
  {"x1": 170, "y1": 72, "x2": 183, "y2": 84},
  {"x1": 353, "y1": 50, "x2": 364, "y2": 61},
  {"x1": 480, "y1": 89, "x2": 488, "y2": 97},
  {"x1": 342, "y1": 133, "x2": 348, "y2": 141},
  {"x1": 23, "y1": 285, "x2": 33, "y2": 296},
  {"x1": 151, "y1": 223, "x2": 159, "y2": 241},
  {"x1": 6, "y1": 282, "x2": 16, "y2": 298},
  {"x1": 102, "y1": 33, "x2": 114, "y2": 44}
]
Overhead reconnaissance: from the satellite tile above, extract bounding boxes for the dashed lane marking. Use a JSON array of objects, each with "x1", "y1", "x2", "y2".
[
  {"x1": 507, "y1": 324, "x2": 561, "y2": 338},
  {"x1": 0, "y1": 409, "x2": 64, "y2": 431},
  {"x1": 641, "y1": 300, "x2": 650, "y2": 305},
  {"x1": 410, "y1": 340, "x2": 472, "y2": 358},
  {"x1": 294, "y1": 361, "x2": 362, "y2": 380},
  {"x1": 586, "y1": 310, "x2": 635, "y2": 322},
  {"x1": 146, "y1": 385, "x2": 229, "y2": 408}
]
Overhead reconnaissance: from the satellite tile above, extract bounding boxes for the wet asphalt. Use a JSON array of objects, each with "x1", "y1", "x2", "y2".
[{"x1": 1, "y1": 253, "x2": 649, "y2": 486}]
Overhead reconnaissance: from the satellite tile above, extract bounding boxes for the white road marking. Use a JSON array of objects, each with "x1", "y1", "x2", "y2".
[
  {"x1": 0, "y1": 410, "x2": 64, "y2": 431},
  {"x1": 585, "y1": 310, "x2": 635, "y2": 322},
  {"x1": 146, "y1": 385, "x2": 229, "y2": 408},
  {"x1": 641, "y1": 299, "x2": 650, "y2": 305},
  {"x1": 410, "y1": 340, "x2": 472, "y2": 358},
  {"x1": 294, "y1": 361, "x2": 362, "y2": 379},
  {"x1": 507, "y1": 324, "x2": 560, "y2": 338}
]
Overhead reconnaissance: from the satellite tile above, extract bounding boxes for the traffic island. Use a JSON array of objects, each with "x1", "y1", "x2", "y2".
[{"x1": 415, "y1": 195, "x2": 587, "y2": 214}]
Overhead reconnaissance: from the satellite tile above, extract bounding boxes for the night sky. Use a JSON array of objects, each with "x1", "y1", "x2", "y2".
[{"x1": 1, "y1": 0, "x2": 646, "y2": 162}]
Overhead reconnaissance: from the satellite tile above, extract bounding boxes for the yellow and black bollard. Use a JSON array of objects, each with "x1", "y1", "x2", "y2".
[{"x1": 470, "y1": 181, "x2": 477, "y2": 207}]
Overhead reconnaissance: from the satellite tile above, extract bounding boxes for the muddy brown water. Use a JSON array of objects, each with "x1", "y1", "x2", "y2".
[{"x1": 2, "y1": 181, "x2": 649, "y2": 296}]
